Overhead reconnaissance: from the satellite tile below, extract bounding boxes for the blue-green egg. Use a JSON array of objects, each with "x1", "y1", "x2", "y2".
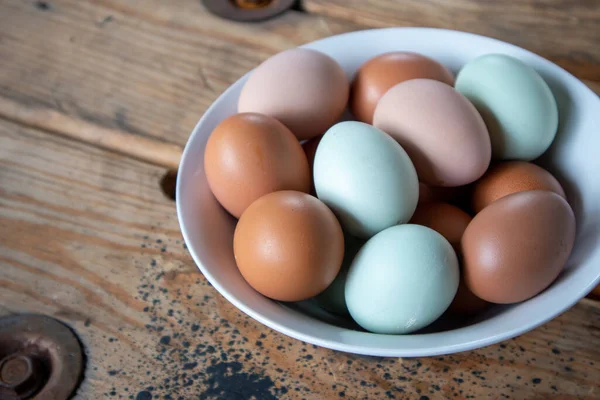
[
  {"x1": 313, "y1": 121, "x2": 419, "y2": 239},
  {"x1": 345, "y1": 224, "x2": 459, "y2": 334},
  {"x1": 455, "y1": 54, "x2": 558, "y2": 161}
]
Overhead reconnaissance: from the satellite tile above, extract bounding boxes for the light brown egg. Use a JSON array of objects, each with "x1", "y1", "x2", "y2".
[
  {"x1": 374, "y1": 79, "x2": 491, "y2": 187},
  {"x1": 410, "y1": 202, "x2": 471, "y2": 250},
  {"x1": 471, "y1": 161, "x2": 566, "y2": 213},
  {"x1": 204, "y1": 113, "x2": 310, "y2": 218},
  {"x1": 238, "y1": 48, "x2": 349, "y2": 140},
  {"x1": 350, "y1": 52, "x2": 455, "y2": 124},
  {"x1": 233, "y1": 191, "x2": 344, "y2": 302},
  {"x1": 462, "y1": 190, "x2": 576, "y2": 304},
  {"x1": 410, "y1": 203, "x2": 488, "y2": 315}
]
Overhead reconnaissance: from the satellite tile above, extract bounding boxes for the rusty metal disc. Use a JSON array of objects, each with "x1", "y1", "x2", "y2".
[
  {"x1": 0, "y1": 315, "x2": 84, "y2": 400},
  {"x1": 203, "y1": 0, "x2": 296, "y2": 22}
]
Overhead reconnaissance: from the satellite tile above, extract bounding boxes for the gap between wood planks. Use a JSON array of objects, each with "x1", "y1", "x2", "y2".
[
  {"x1": 0, "y1": 96, "x2": 182, "y2": 170},
  {"x1": 0, "y1": 95, "x2": 182, "y2": 199}
]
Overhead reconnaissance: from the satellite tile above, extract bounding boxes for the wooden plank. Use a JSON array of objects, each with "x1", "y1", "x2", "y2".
[
  {"x1": 303, "y1": 0, "x2": 600, "y2": 81},
  {"x1": 0, "y1": 0, "x2": 359, "y2": 147},
  {"x1": 1, "y1": 119, "x2": 600, "y2": 399}
]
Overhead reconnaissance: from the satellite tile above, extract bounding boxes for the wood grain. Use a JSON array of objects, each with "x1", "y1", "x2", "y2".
[
  {"x1": 0, "y1": 96, "x2": 182, "y2": 169},
  {"x1": 303, "y1": 0, "x2": 600, "y2": 81},
  {"x1": 1, "y1": 120, "x2": 600, "y2": 398}
]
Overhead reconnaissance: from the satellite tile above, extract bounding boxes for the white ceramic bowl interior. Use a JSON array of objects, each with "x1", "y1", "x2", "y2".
[{"x1": 176, "y1": 28, "x2": 600, "y2": 357}]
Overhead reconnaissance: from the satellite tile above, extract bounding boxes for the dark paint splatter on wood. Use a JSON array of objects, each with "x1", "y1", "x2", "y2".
[
  {"x1": 160, "y1": 335, "x2": 171, "y2": 345},
  {"x1": 136, "y1": 391, "x2": 152, "y2": 400},
  {"x1": 199, "y1": 362, "x2": 278, "y2": 400},
  {"x1": 97, "y1": 15, "x2": 114, "y2": 26},
  {"x1": 183, "y1": 362, "x2": 198, "y2": 370},
  {"x1": 35, "y1": 1, "x2": 51, "y2": 11},
  {"x1": 107, "y1": 238, "x2": 579, "y2": 399}
]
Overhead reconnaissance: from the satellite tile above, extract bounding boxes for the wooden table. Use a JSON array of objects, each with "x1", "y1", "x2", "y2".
[{"x1": 1, "y1": 1, "x2": 599, "y2": 398}]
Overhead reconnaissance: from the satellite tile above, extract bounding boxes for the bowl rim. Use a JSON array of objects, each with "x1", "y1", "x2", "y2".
[{"x1": 176, "y1": 27, "x2": 600, "y2": 357}]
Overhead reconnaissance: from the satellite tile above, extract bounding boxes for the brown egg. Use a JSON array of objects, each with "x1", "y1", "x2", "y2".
[
  {"x1": 471, "y1": 161, "x2": 566, "y2": 213},
  {"x1": 350, "y1": 52, "x2": 455, "y2": 124},
  {"x1": 234, "y1": 191, "x2": 344, "y2": 302},
  {"x1": 410, "y1": 203, "x2": 488, "y2": 314},
  {"x1": 410, "y1": 202, "x2": 471, "y2": 250},
  {"x1": 462, "y1": 190, "x2": 576, "y2": 304},
  {"x1": 204, "y1": 113, "x2": 310, "y2": 218}
]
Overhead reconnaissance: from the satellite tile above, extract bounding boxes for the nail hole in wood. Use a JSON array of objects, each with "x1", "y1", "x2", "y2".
[
  {"x1": 160, "y1": 170, "x2": 177, "y2": 201},
  {"x1": 290, "y1": 0, "x2": 304, "y2": 12}
]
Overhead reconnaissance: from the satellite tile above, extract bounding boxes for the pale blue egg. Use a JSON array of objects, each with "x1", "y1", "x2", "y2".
[
  {"x1": 345, "y1": 224, "x2": 459, "y2": 334},
  {"x1": 455, "y1": 54, "x2": 558, "y2": 161},
  {"x1": 313, "y1": 121, "x2": 419, "y2": 239}
]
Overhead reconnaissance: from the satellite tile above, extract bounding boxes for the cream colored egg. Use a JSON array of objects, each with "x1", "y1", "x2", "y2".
[
  {"x1": 238, "y1": 48, "x2": 349, "y2": 141},
  {"x1": 374, "y1": 79, "x2": 491, "y2": 187}
]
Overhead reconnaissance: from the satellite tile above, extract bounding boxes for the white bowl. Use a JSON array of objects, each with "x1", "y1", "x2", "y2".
[{"x1": 176, "y1": 28, "x2": 600, "y2": 357}]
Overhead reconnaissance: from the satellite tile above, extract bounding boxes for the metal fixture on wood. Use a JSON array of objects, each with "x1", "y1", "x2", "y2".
[
  {"x1": 202, "y1": 0, "x2": 296, "y2": 22},
  {"x1": 0, "y1": 315, "x2": 84, "y2": 400}
]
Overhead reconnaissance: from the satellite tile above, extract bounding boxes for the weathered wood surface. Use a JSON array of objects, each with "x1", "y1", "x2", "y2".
[
  {"x1": 304, "y1": 0, "x2": 600, "y2": 81},
  {"x1": 1, "y1": 0, "x2": 600, "y2": 398},
  {"x1": 2, "y1": 119, "x2": 600, "y2": 399}
]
